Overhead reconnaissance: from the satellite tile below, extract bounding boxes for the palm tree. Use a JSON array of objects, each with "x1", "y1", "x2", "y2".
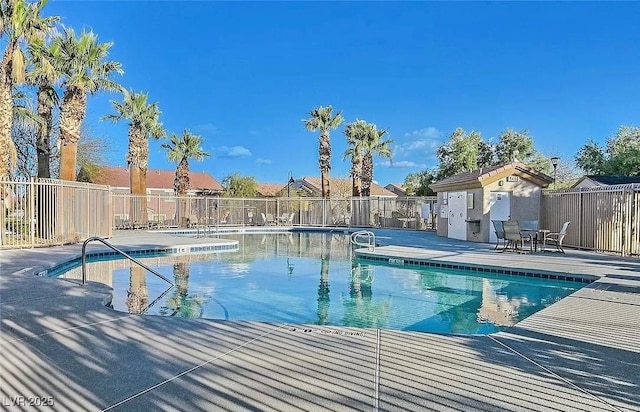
[
  {"x1": 104, "y1": 90, "x2": 164, "y2": 226},
  {"x1": 103, "y1": 90, "x2": 165, "y2": 195},
  {"x1": 56, "y1": 27, "x2": 123, "y2": 181},
  {"x1": 0, "y1": 0, "x2": 58, "y2": 177},
  {"x1": 361, "y1": 124, "x2": 393, "y2": 196},
  {"x1": 302, "y1": 105, "x2": 344, "y2": 198},
  {"x1": 343, "y1": 119, "x2": 369, "y2": 196},
  {"x1": 162, "y1": 130, "x2": 209, "y2": 226},
  {"x1": 161, "y1": 130, "x2": 209, "y2": 196},
  {"x1": 27, "y1": 37, "x2": 62, "y2": 178}
]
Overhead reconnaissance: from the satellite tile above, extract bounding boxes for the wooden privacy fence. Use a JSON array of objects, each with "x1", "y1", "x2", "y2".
[
  {"x1": 0, "y1": 178, "x2": 112, "y2": 249},
  {"x1": 541, "y1": 184, "x2": 640, "y2": 256}
]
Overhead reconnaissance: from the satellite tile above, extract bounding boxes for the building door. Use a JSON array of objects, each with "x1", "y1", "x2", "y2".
[
  {"x1": 489, "y1": 191, "x2": 511, "y2": 243},
  {"x1": 448, "y1": 191, "x2": 467, "y2": 240}
]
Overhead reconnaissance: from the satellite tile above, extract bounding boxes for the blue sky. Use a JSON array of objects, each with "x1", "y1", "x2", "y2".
[{"x1": 48, "y1": 1, "x2": 640, "y2": 185}]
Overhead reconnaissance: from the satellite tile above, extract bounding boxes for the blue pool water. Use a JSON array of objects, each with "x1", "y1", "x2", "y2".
[{"x1": 61, "y1": 232, "x2": 582, "y2": 334}]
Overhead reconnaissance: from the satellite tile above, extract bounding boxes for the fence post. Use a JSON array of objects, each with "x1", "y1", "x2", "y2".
[
  {"x1": 322, "y1": 198, "x2": 326, "y2": 227},
  {"x1": 623, "y1": 188, "x2": 630, "y2": 256},
  {"x1": 86, "y1": 183, "x2": 90, "y2": 238},
  {"x1": 29, "y1": 178, "x2": 35, "y2": 247}
]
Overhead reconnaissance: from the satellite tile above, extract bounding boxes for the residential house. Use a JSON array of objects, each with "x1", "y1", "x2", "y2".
[
  {"x1": 571, "y1": 175, "x2": 640, "y2": 189},
  {"x1": 284, "y1": 177, "x2": 397, "y2": 198},
  {"x1": 93, "y1": 166, "x2": 223, "y2": 196},
  {"x1": 384, "y1": 183, "x2": 407, "y2": 196},
  {"x1": 94, "y1": 166, "x2": 223, "y2": 227},
  {"x1": 256, "y1": 183, "x2": 287, "y2": 197}
]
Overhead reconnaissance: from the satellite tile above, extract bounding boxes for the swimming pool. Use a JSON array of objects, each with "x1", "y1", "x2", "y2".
[{"x1": 58, "y1": 232, "x2": 582, "y2": 334}]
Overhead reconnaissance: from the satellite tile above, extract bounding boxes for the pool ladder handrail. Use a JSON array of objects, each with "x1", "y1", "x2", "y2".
[
  {"x1": 81, "y1": 236, "x2": 174, "y2": 286},
  {"x1": 350, "y1": 230, "x2": 376, "y2": 250}
]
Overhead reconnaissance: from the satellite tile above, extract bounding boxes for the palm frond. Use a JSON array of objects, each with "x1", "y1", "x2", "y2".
[{"x1": 11, "y1": 45, "x2": 26, "y2": 83}]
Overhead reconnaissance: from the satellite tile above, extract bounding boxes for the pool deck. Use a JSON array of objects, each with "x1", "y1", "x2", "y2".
[{"x1": 1, "y1": 229, "x2": 639, "y2": 411}]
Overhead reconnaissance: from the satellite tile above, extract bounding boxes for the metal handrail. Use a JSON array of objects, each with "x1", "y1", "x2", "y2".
[
  {"x1": 350, "y1": 230, "x2": 376, "y2": 250},
  {"x1": 81, "y1": 236, "x2": 174, "y2": 286}
]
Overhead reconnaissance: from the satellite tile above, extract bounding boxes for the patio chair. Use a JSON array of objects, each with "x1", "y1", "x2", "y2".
[
  {"x1": 259, "y1": 213, "x2": 268, "y2": 226},
  {"x1": 502, "y1": 221, "x2": 532, "y2": 253},
  {"x1": 187, "y1": 214, "x2": 199, "y2": 228},
  {"x1": 546, "y1": 222, "x2": 571, "y2": 254},
  {"x1": 278, "y1": 212, "x2": 289, "y2": 225},
  {"x1": 491, "y1": 220, "x2": 507, "y2": 250},
  {"x1": 519, "y1": 220, "x2": 539, "y2": 231},
  {"x1": 284, "y1": 212, "x2": 294, "y2": 225}
]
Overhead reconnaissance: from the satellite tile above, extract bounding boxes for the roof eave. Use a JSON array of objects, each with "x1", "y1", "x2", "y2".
[{"x1": 430, "y1": 178, "x2": 483, "y2": 192}]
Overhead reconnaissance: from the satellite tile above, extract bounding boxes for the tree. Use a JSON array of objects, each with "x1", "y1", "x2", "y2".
[
  {"x1": 361, "y1": 123, "x2": 392, "y2": 197},
  {"x1": 435, "y1": 128, "x2": 492, "y2": 180},
  {"x1": 56, "y1": 27, "x2": 123, "y2": 181},
  {"x1": 576, "y1": 126, "x2": 640, "y2": 176},
  {"x1": 27, "y1": 37, "x2": 62, "y2": 178},
  {"x1": 302, "y1": 105, "x2": 344, "y2": 197},
  {"x1": 403, "y1": 170, "x2": 436, "y2": 196},
  {"x1": 342, "y1": 119, "x2": 368, "y2": 196},
  {"x1": 0, "y1": 0, "x2": 57, "y2": 177},
  {"x1": 552, "y1": 159, "x2": 582, "y2": 189},
  {"x1": 12, "y1": 108, "x2": 37, "y2": 179},
  {"x1": 161, "y1": 129, "x2": 209, "y2": 196},
  {"x1": 221, "y1": 173, "x2": 258, "y2": 198},
  {"x1": 103, "y1": 90, "x2": 165, "y2": 196},
  {"x1": 494, "y1": 128, "x2": 551, "y2": 173},
  {"x1": 74, "y1": 133, "x2": 111, "y2": 182},
  {"x1": 575, "y1": 140, "x2": 607, "y2": 175},
  {"x1": 494, "y1": 128, "x2": 534, "y2": 164},
  {"x1": 11, "y1": 89, "x2": 40, "y2": 178}
]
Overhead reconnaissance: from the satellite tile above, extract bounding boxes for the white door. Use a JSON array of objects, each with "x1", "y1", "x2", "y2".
[
  {"x1": 448, "y1": 191, "x2": 467, "y2": 240},
  {"x1": 489, "y1": 192, "x2": 511, "y2": 242}
]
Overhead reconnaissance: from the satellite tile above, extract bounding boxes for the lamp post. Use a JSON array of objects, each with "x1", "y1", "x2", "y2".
[{"x1": 550, "y1": 156, "x2": 560, "y2": 189}]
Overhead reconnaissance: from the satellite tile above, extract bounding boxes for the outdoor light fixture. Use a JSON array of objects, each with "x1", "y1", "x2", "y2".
[
  {"x1": 550, "y1": 157, "x2": 560, "y2": 189},
  {"x1": 287, "y1": 171, "x2": 294, "y2": 197}
]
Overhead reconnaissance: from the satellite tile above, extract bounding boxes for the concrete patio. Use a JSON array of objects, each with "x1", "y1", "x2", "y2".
[{"x1": 1, "y1": 229, "x2": 639, "y2": 411}]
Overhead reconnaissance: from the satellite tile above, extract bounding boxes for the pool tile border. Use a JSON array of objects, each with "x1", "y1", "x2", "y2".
[
  {"x1": 356, "y1": 253, "x2": 596, "y2": 284},
  {"x1": 39, "y1": 241, "x2": 239, "y2": 278}
]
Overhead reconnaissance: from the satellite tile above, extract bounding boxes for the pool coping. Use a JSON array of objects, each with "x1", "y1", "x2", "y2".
[
  {"x1": 35, "y1": 238, "x2": 240, "y2": 278},
  {"x1": 355, "y1": 250, "x2": 597, "y2": 284}
]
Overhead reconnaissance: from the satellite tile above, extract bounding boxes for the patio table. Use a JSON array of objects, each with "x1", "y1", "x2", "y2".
[
  {"x1": 537, "y1": 229, "x2": 550, "y2": 252},
  {"x1": 522, "y1": 229, "x2": 551, "y2": 252}
]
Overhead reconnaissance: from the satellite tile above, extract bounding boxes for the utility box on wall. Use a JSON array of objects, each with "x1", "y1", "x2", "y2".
[{"x1": 429, "y1": 162, "x2": 554, "y2": 243}]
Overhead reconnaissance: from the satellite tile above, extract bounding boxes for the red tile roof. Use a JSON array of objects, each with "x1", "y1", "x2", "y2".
[
  {"x1": 94, "y1": 166, "x2": 223, "y2": 192},
  {"x1": 256, "y1": 183, "x2": 287, "y2": 197}
]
